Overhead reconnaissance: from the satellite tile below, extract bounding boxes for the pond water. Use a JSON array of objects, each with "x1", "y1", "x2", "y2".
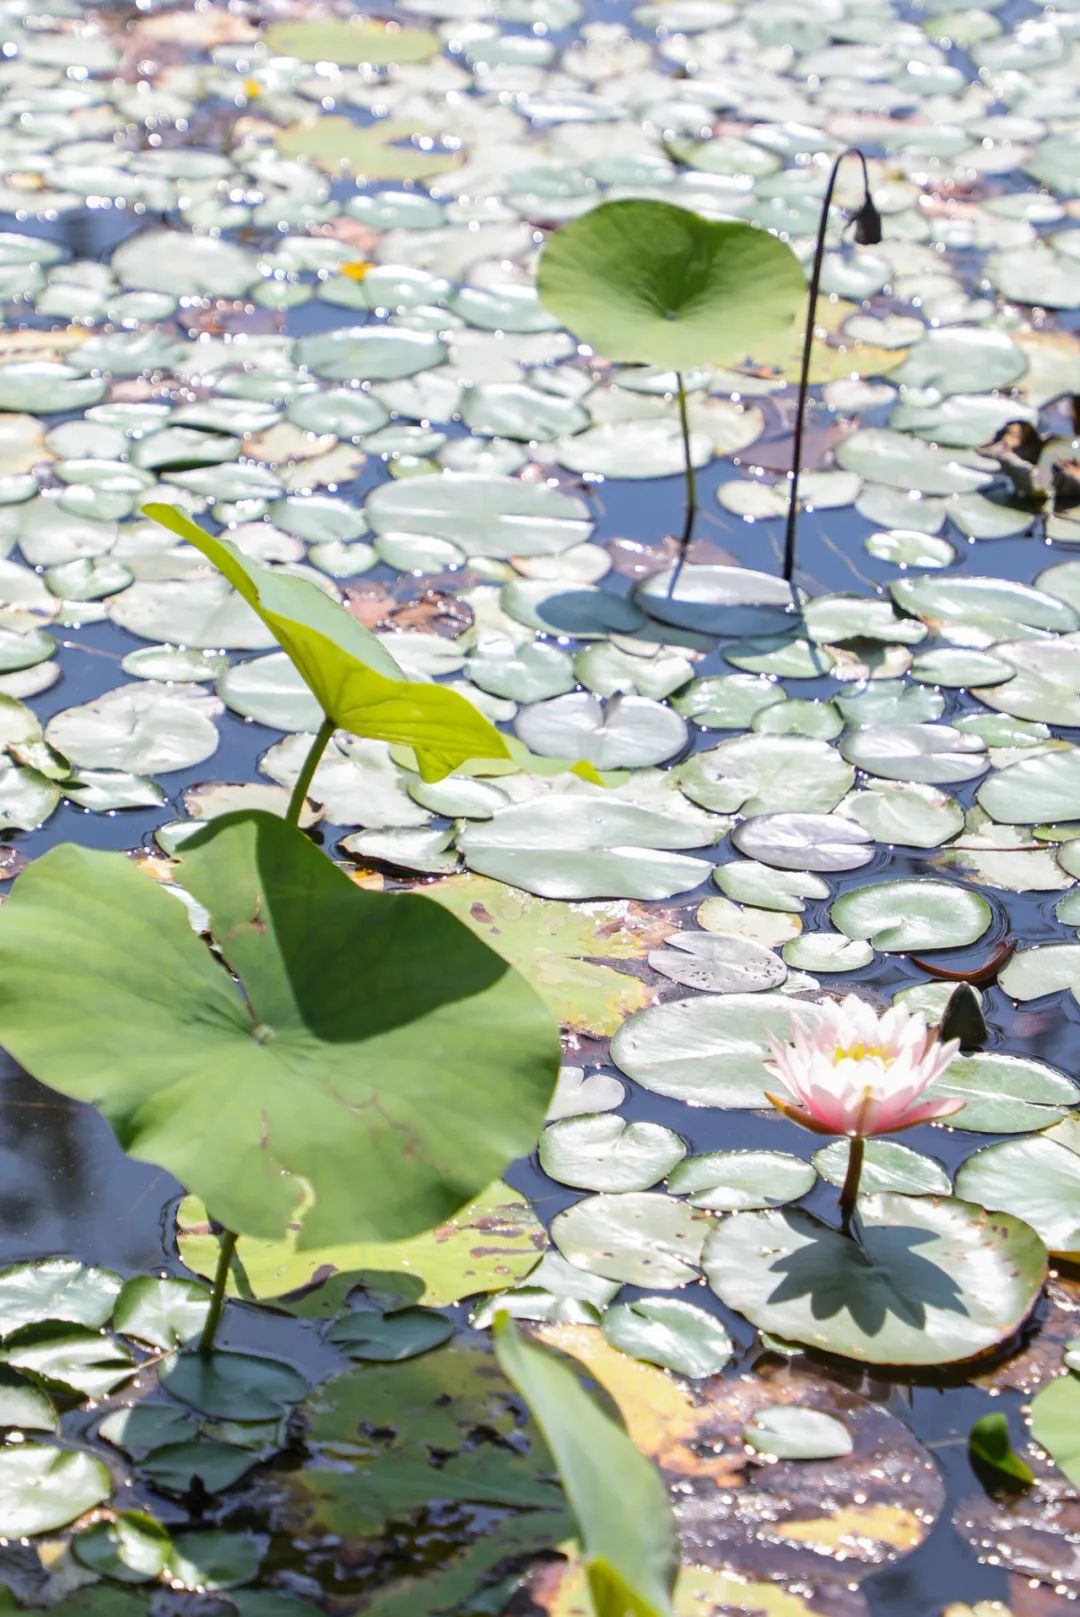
[{"x1": 0, "y1": 0, "x2": 1078, "y2": 1612}]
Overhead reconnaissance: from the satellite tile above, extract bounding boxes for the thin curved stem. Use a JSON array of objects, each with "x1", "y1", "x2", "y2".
[
  {"x1": 667, "y1": 370, "x2": 699, "y2": 597},
  {"x1": 199, "y1": 1229, "x2": 238, "y2": 1356},
  {"x1": 782, "y1": 147, "x2": 872, "y2": 595},
  {"x1": 839, "y1": 1135, "x2": 865, "y2": 1235},
  {"x1": 286, "y1": 715, "x2": 335, "y2": 827}
]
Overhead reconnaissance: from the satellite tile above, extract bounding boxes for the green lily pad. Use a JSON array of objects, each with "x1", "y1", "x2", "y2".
[
  {"x1": 839, "y1": 724, "x2": 988, "y2": 785},
  {"x1": 277, "y1": 118, "x2": 462, "y2": 183},
  {"x1": 166, "y1": 1531, "x2": 262, "y2": 1592},
  {"x1": 731, "y1": 812, "x2": 873, "y2": 872},
  {"x1": 74, "y1": 1513, "x2": 171, "y2": 1584},
  {"x1": 814, "y1": 1140, "x2": 951, "y2": 1197},
  {"x1": 1028, "y1": 1372, "x2": 1080, "y2": 1489},
  {"x1": 927, "y1": 1051, "x2": 1079, "y2": 1133},
  {"x1": 326, "y1": 1308, "x2": 454, "y2": 1363},
  {"x1": 956, "y1": 1136, "x2": 1080, "y2": 1256},
  {"x1": 977, "y1": 749, "x2": 1080, "y2": 826},
  {"x1": 539, "y1": 1115, "x2": 686, "y2": 1192},
  {"x1": 552, "y1": 1192, "x2": 710, "y2": 1288},
  {"x1": 669, "y1": 1150, "x2": 816, "y2": 1211},
  {"x1": 265, "y1": 19, "x2": 438, "y2": 63},
  {"x1": 0, "y1": 1445, "x2": 111, "y2": 1535},
  {"x1": 677, "y1": 735, "x2": 854, "y2": 815},
  {"x1": 1, "y1": 1324, "x2": 134, "y2": 1398},
  {"x1": 601, "y1": 1297, "x2": 734, "y2": 1378},
  {"x1": 839, "y1": 781, "x2": 965, "y2": 848},
  {"x1": 0, "y1": 1258, "x2": 121, "y2": 1332},
  {"x1": 831, "y1": 879, "x2": 993, "y2": 952},
  {"x1": 112, "y1": 1276, "x2": 211, "y2": 1349},
  {"x1": 457, "y1": 794, "x2": 711, "y2": 900},
  {"x1": 364, "y1": 473, "x2": 591, "y2": 559},
  {"x1": 610, "y1": 992, "x2": 816, "y2": 1107},
  {"x1": 743, "y1": 1406, "x2": 853, "y2": 1460},
  {"x1": 161, "y1": 1351, "x2": 306, "y2": 1420},
  {"x1": 703, "y1": 1195, "x2": 1045, "y2": 1366}
]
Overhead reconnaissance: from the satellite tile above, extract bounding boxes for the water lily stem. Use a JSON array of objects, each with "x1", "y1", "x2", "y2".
[
  {"x1": 782, "y1": 147, "x2": 874, "y2": 595},
  {"x1": 200, "y1": 1228, "x2": 238, "y2": 1356},
  {"x1": 286, "y1": 715, "x2": 336, "y2": 827},
  {"x1": 839, "y1": 1135, "x2": 865, "y2": 1234},
  {"x1": 667, "y1": 370, "x2": 698, "y2": 596}
]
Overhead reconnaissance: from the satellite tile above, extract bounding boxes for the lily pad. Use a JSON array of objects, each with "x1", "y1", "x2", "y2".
[
  {"x1": 703, "y1": 1195, "x2": 1045, "y2": 1366},
  {"x1": 552, "y1": 1191, "x2": 710, "y2": 1288},
  {"x1": 731, "y1": 813, "x2": 874, "y2": 872},
  {"x1": 539, "y1": 1114, "x2": 686, "y2": 1192},
  {"x1": 0, "y1": 1445, "x2": 111, "y2": 1535},
  {"x1": 611, "y1": 993, "x2": 817, "y2": 1107},
  {"x1": 669, "y1": 1150, "x2": 816, "y2": 1211},
  {"x1": 831, "y1": 879, "x2": 993, "y2": 952},
  {"x1": 928, "y1": 1051, "x2": 1080, "y2": 1133},
  {"x1": 743, "y1": 1406, "x2": 853, "y2": 1461},
  {"x1": 647, "y1": 931, "x2": 787, "y2": 994},
  {"x1": 956, "y1": 1137, "x2": 1080, "y2": 1257},
  {"x1": 601, "y1": 1297, "x2": 734, "y2": 1378}
]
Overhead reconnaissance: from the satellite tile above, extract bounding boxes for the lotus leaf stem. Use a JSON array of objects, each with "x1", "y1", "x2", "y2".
[
  {"x1": 286, "y1": 715, "x2": 336, "y2": 827},
  {"x1": 200, "y1": 1228, "x2": 239, "y2": 1356},
  {"x1": 668, "y1": 370, "x2": 698, "y2": 595},
  {"x1": 782, "y1": 146, "x2": 877, "y2": 593},
  {"x1": 839, "y1": 1135, "x2": 865, "y2": 1235}
]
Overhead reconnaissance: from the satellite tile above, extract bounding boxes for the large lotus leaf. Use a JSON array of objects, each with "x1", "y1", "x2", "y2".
[
  {"x1": 178, "y1": 1179, "x2": 546, "y2": 1314},
  {"x1": 0, "y1": 812, "x2": 558, "y2": 1246},
  {"x1": 928, "y1": 1051, "x2": 1080, "y2": 1133},
  {"x1": 839, "y1": 724, "x2": 988, "y2": 785},
  {"x1": 364, "y1": 473, "x2": 592, "y2": 559},
  {"x1": 610, "y1": 993, "x2": 818, "y2": 1106},
  {"x1": 143, "y1": 506, "x2": 506, "y2": 781},
  {"x1": 831, "y1": 879, "x2": 993, "y2": 952},
  {"x1": 494, "y1": 1318, "x2": 677, "y2": 1617},
  {"x1": 977, "y1": 750, "x2": 1080, "y2": 826},
  {"x1": 457, "y1": 794, "x2": 713, "y2": 900},
  {"x1": 703, "y1": 1196, "x2": 1045, "y2": 1366},
  {"x1": 537, "y1": 200, "x2": 804, "y2": 372},
  {"x1": 677, "y1": 735, "x2": 854, "y2": 815},
  {"x1": 276, "y1": 118, "x2": 462, "y2": 183},
  {"x1": 956, "y1": 1138, "x2": 1080, "y2": 1257},
  {"x1": 265, "y1": 19, "x2": 438, "y2": 62}
]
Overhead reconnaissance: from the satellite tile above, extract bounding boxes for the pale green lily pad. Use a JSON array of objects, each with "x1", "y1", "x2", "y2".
[
  {"x1": 539, "y1": 1115, "x2": 686, "y2": 1192},
  {"x1": 703, "y1": 1195, "x2": 1045, "y2": 1366},
  {"x1": 929, "y1": 1051, "x2": 1080, "y2": 1132},
  {"x1": 602, "y1": 1298, "x2": 734, "y2": 1378},
  {"x1": 743, "y1": 1406, "x2": 853, "y2": 1461},
  {"x1": 713, "y1": 860, "x2": 829, "y2": 914},
  {"x1": 610, "y1": 992, "x2": 817, "y2": 1107},
  {"x1": 956, "y1": 1137, "x2": 1080, "y2": 1256},
  {"x1": 677, "y1": 736, "x2": 854, "y2": 815},
  {"x1": 839, "y1": 724, "x2": 988, "y2": 785},
  {"x1": 551, "y1": 1192, "x2": 710, "y2": 1289},
  {"x1": 814, "y1": 1140, "x2": 951, "y2": 1197},
  {"x1": 365, "y1": 474, "x2": 591, "y2": 559},
  {"x1": 647, "y1": 931, "x2": 787, "y2": 994},
  {"x1": 839, "y1": 780, "x2": 964, "y2": 848},
  {"x1": 669, "y1": 1150, "x2": 816, "y2": 1211},
  {"x1": 832, "y1": 879, "x2": 992, "y2": 953},
  {"x1": 978, "y1": 749, "x2": 1080, "y2": 825}
]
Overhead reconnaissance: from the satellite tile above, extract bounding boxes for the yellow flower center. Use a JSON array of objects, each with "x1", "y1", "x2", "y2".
[{"x1": 831, "y1": 1041, "x2": 890, "y2": 1066}]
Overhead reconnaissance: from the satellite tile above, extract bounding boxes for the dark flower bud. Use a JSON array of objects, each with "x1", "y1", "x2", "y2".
[{"x1": 850, "y1": 196, "x2": 883, "y2": 246}]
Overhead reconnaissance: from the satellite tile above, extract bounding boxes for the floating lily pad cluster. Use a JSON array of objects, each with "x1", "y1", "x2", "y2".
[{"x1": 0, "y1": 0, "x2": 1076, "y2": 1609}]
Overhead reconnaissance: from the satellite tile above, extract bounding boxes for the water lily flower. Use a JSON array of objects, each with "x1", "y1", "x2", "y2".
[{"x1": 764, "y1": 994, "x2": 963, "y2": 1226}]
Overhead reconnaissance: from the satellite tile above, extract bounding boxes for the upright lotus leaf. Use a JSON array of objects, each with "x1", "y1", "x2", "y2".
[
  {"x1": 142, "y1": 505, "x2": 507, "y2": 783},
  {"x1": 0, "y1": 812, "x2": 559, "y2": 1246},
  {"x1": 493, "y1": 1316, "x2": 678, "y2": 1617},
  {"x1": 537, "y1": 201, "x2": 804, "y2": 371}
]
